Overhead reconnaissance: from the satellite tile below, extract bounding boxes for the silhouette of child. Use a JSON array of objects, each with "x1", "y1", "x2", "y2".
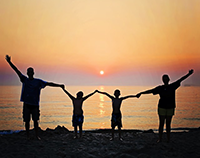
[
  {"x1": 97, "y1": 89, "x2": 138, "y2": 140},
  {"x1": 62, "y1": 87, "x2": 97, "y2": 138},
  {"x1": 137, "y1": 69, "x2": 194, "y2": 142}
]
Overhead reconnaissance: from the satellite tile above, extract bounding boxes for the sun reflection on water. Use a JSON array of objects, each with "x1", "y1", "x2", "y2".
[{"x1": 98, "y1": 86, "x2": 106, "y2": 116}]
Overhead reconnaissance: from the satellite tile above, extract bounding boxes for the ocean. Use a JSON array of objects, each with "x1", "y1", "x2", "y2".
[{"x1": 0, "y1": 85, "x2": 199, "y2": 131}]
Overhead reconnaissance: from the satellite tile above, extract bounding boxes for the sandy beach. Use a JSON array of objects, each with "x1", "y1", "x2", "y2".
[{"x1": 0, "y1": 126, "x2": 200, "y2": 158}]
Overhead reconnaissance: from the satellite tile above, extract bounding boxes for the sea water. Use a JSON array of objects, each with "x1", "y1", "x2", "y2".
[{"x1": 0, "y1": 86, "x2": 199, "y2": 131}]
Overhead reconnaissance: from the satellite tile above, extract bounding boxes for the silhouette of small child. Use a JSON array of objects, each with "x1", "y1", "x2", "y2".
[
  {"x1": 62, "y1": 87, "x2": 97, "y2": 138},
  {"x1": 97, "y1": 89, "x2": 138, "y2": 140}
]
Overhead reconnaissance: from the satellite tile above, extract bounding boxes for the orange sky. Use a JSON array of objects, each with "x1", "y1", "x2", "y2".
[{"x1": 0, "y1": 0, "x2": 199, "y2": 85}]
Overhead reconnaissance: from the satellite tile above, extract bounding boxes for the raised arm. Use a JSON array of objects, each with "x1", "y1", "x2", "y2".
[
  {"x1": 97, "y1": 90, "x2": 114, "y2": 99},
  {"x1": 62, "y1": 86, "x2": 75, "y2": 100},
  {"x1": 176, "y1": 69, "x2": 194, "y2": 83},
  {"x1": 82, "y1": 90, "x2": 98, "y2": 101},
  {"x1": 5, "y1": 55, "x2": 22, "y2": 78}
]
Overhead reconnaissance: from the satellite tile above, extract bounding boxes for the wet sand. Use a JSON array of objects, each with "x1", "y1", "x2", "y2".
[{"x1": 0, "y1": 126, "x2": 199, "y2": 158}]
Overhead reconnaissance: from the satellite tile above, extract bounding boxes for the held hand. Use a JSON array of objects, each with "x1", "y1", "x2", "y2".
[
  {"x1": 136, "y1": 93, "x2": 141, "y2": 98},
  {"x1": 5, "y1": 55, "x2": 11, "y2": 62},
  {"x1": 188, "y1": 69, "x2": 194, "y2": 75},
  {"x1": 61, "y1": 84, "x2": 65, "y2": 89}
]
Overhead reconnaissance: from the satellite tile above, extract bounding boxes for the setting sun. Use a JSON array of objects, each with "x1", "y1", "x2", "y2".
[{"x1": 100, "y1": 70, "x2": 104, "y2": 75}]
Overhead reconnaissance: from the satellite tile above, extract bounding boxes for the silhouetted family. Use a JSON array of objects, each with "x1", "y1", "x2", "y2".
[{"x1": 5, "y1": 55, "x2": 194, "y2": 142}]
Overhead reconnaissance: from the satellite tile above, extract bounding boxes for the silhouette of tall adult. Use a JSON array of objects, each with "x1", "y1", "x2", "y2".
[
  {"x1": 137, "y1": 70, "x2": 194, "y2": 142},
  {"x1": 5, "y1": 55, "x2": 64, "y2": 139}
]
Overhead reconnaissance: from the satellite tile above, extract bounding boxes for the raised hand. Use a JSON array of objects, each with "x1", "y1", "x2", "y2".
[
  {"x1": 5, "y1": 55, "x2": 11, "y2": 62},
  {"x1": 189, "y1": 69, "x2": 194, "y2": 75}
]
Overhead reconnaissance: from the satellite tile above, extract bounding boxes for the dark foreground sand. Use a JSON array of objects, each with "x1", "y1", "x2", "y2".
[{"x1": 0, "y1": 126, "x2": 199, "y2": 158}]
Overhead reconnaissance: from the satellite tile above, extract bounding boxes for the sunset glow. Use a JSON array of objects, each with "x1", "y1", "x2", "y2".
[{"x1": 0, "y1": 0, "x2": 199, "y2": 85}]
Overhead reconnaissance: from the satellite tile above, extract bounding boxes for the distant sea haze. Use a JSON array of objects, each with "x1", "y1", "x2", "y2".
[{"x1": 0, "y1": 86, "x2": 199, "y2": 131}]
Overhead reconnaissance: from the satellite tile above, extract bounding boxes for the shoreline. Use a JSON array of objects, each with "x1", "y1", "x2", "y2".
[
  {"x1": 0, "y1": 126, "x2": 199, "y2": 135},
  {"x1": 0, "y1": 126, "x2": 199, "y2": 158}
]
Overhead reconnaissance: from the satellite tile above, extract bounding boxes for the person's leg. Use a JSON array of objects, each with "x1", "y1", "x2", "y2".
[
  {"x1": 32, "y1": 105, "x2": 40, "y2": 140},
  {"x1": 34, "y1": 120, "x2": 40, "y2": 140},
  {"x1": 118, "y1": 113, "x2": 122, "y2": 140},
  {"x1": 23, "y1": 103, "x2": 31, "y2": 139},
  {"x1": 118, "y1": 126, "x2": 122, "y2": 140},
  {"x1": 166, "y1": 116, "x2": 173, "y2": 142},
  {"x1": 79, "y1": 125, "x2": 83, "y2": 138},
  {"x1": 110, "y1": 126, "x2": 115, "y2": 140},
  {"x1": 74, "y1": 126, "x2": 78, "y2": 138},
  {"x1": 110, "y1": 114, "x2": 115, "y2": 140},
  {"x1": 25, "y1": 121, "x2": 30, "y2": 139},
  {"x1": 158, "y1": 115, "x2": 165, "y2": 142}
]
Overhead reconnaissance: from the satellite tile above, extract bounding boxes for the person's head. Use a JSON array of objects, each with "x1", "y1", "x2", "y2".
[
  {"x1": 27, "y1": 67, "x2": 34, "y2": 79},
  {"x1": 76, "y1": 91, "x2": 83, "y2": 99},
  {"x1": 162, "y1": 74, "x2": 170, "y2": 85},
  {"x1": 114, "y1": 89, "x2": 121, "y2": 98}
]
